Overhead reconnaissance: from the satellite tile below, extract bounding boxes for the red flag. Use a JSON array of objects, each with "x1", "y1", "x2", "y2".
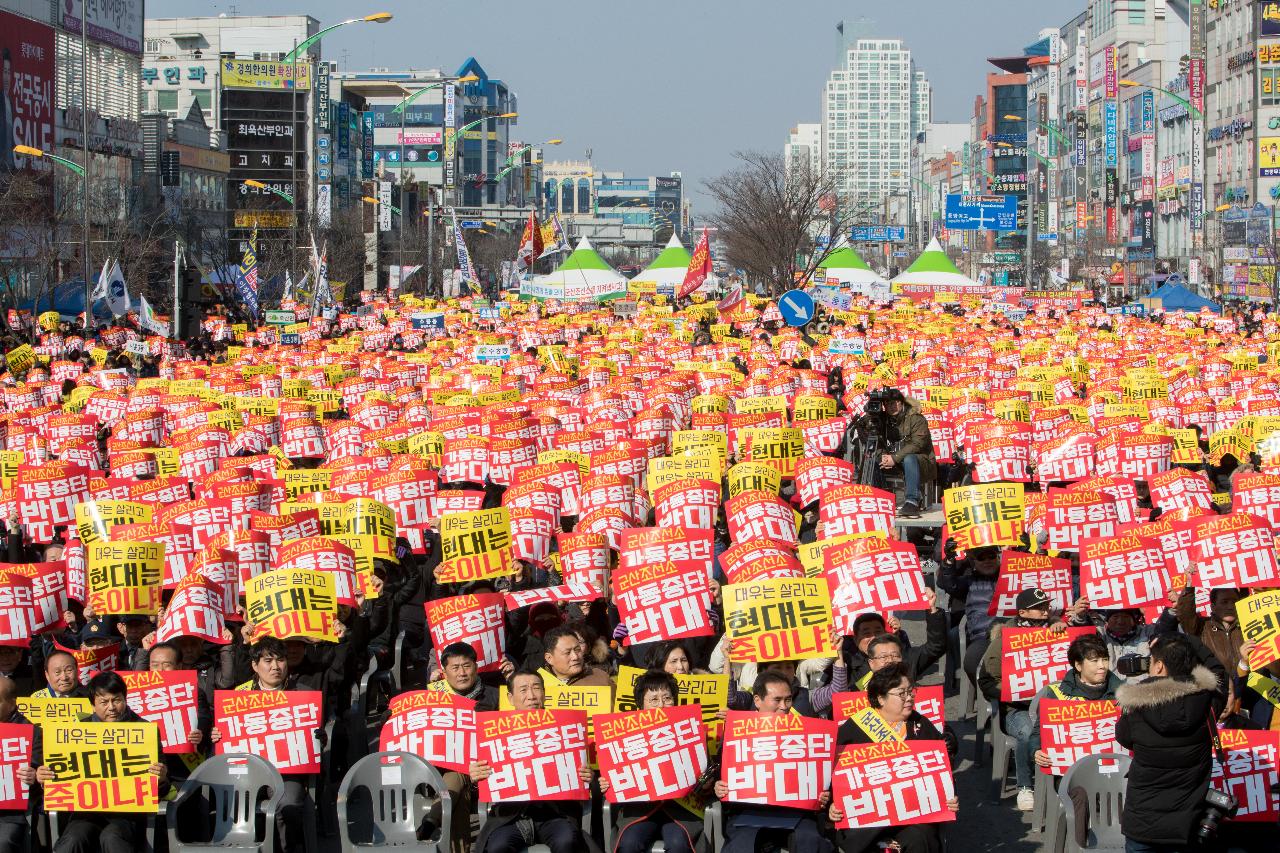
[
  {"x1": 516, "y1": 210, "x2": 543, "y2": 271},
  {"x1": 717, "y1": 283, "x2": 744, "y2": 313},
  {"x1": 678, "y1": 228, "x2": 712, "y2": 298}
]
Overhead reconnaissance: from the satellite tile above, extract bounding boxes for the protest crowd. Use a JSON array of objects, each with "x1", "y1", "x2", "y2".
[{"x1": 0, "y1": 288, "x2": 1279, "y2": 853}]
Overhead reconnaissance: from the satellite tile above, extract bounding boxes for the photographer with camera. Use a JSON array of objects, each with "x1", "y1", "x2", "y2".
[
  {"x1": 844, "y1": 387, "x2": 936, "y2": 518},
  {"x1": 1115, "y1": 634, "x2": 1226, "y2": 853}
]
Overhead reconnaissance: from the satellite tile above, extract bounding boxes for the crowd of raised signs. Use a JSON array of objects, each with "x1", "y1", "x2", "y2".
[{"x1": 0, "y1": 293, "x2": 1277, "y2": 853}]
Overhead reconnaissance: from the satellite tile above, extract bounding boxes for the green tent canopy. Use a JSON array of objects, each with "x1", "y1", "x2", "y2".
[
  {"x1": 521, "y1": 238, "x2": 628, "y2": 302},
  {"x1": 891, "y1": 238, "x2": 980, "y2": 289},
  {"x1": 630, "y1": 233, "x2": 693, "y2": 289}
]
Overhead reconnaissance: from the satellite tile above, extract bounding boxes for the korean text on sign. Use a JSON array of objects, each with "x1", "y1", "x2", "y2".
[
  {"x1": 1000, "y1": 627, "x2": 1094, "y2": 702},
  {"x1": 43, "y1": 722, "x2": 159, "y2": 812},
  {"x1": 723, "y1": 577, "x2": 836, "y2": 663},
  {"x1": 379, "y1": 690, "x2": 476, "y2": 772},
  {"x1": 214, "y1": 690, "x2": 323, "y2": 774},
  {"x1": 943, "y1": 484, "x2": 1024, "y2": 550},
  {"x1": 831, "y1": 740, "x2": 955, "y2": 829},
  {"x1": 594, "y1": 705, "x2": 707, "y2": 803},
  {"x1": 1038, "y1": 700, "x2": 1125, "y2": 775},
  {"x1": 476, "y1": 709, "x2": 589, "y2": 802},
  {"x1": 719, "y1": 711, "x2": 837, "y2": 809}
]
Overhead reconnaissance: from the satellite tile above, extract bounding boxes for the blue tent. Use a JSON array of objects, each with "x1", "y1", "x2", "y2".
[
  {"x1": 1142, "y1": 281, "x2": 1219, "y2": 313},
  {"x1": 21, "y1": 278, "x2": 114, "y2": 320}
]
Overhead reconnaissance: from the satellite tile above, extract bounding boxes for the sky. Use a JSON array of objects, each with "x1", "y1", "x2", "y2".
[{"x1": 152, "y1": 0, "x2": 1068, "y2": 199}]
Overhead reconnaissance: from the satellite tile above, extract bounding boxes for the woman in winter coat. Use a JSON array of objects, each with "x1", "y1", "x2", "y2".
[{"x1": 1115, "y1": 634, "x2": 1225, "y2": 851}]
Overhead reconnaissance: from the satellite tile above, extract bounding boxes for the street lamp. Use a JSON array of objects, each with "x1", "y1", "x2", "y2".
[
  {"x1": 362, "y1": 195, "x2": 402, "y2": 216},
  {"x1": 244, "y1": 179, "x2": 295, "y2": 205},
  {"x1": 16, "y1": 144, "x2": 90, "y2": 322},
  {"x1": 282, "y1": 13, "x2": 393, "y2": 63},
  {"x1": 1002, "y1": 113, "x2": 1071, "y2": 147},
  {"x1": 447, "y1": 112, "x2": 518, "y2": 145}
]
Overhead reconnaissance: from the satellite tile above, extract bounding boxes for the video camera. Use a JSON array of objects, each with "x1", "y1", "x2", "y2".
[{"x1": 844, "y1": 388, "x2": 905, "y2": 488}]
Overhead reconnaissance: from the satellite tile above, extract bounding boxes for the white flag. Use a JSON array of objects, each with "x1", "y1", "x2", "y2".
[
  {"x1": 90, "y1": 257, "x2": 111, "y2": 302},
  {"x1": 138, "y1": 295, "x2": 169, "y2": 337},
  {"x1": 103, "y1": 260, "x2": 131, "y2": 317},
  {"x1": 282, "y1": 270, "x2": 295, "y2": 303}
]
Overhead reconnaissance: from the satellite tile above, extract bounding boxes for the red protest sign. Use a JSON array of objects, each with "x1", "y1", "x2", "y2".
[
  {"x1": 1193, "y1": 513, "x2": 1280, "y2": 589},
  {"x1": 831, "y1": 740, "x2": 955, "y2": 829},
  {"x1": 156, "y1": 574, "x2": 226, "y2": 643},
  {"x1": 823, "y1": 537, "x2": 929, "y2": 632},
  {"x1": 1233, "y1": 473, "x2": 1280, "y2": 536},
  {"x1": 989, "y1": 552, "x2": 1074, "y2": 617},
  {"x1": 1079, "y1": 532, "x2": 1171, "y2": 610},
  {"x1": 720, "y1": 711, "x2": 838, "y2": 809},
  {"x1": 618, "y1": 527, "x2": 714, "y2": 575},
  {"x1": 1045, "y1": 488, "x2": 1119, "y2": 552},
  {"x1": 1034, "y1": 433, "x2": 1095, "y2": 484},
  {"x1": 0, "y1": 571, "x2": 35, "y2": 647},
  {"x1": 477, "y1": 709, "x2": 590, "y2": 802},
  {"x1": 0, "y1": 723, "x2": 32, "y2": 810},
  {"x1": 1000, "y1": 627, "x2": 1094, "y2": 702},
  {"x1": 379, "y1": 690, "x2": 477, "y2": 772},
  {"x1": 502, "y1": 582, "x2": 601, "y2": 611},
  {"x1": 818, "y1": 484, "x2": 896, "y2": 538},
  {"x1": 1210, "y1": 729, "x2": 1280, "y2": 822},
  {"x1": 653, "y1": 479, "x2": 720, "y2": 530},
  {"x1": 971, "y1": 435, "x2": 1031, "y2": 483},
  {"x1": 214, "y1": 690, "x2": 323, "y2": 774},
  {"x1": 122, "y1": 671, "x2": 200, "y2": 754},
  {"x1": 424, "y1": 593, "x2": 506, "y2": 674},
  {"x1": 55, "y1": 641, "x2": 118, "y2": 685},
  {"x1": 724, "y1": 490, "x2": 797, "y2": 545},
  {"x1": 720, "y1": 540, "x2": 802, "y2": 585},
  {"x1": 613, "y1": 560, "x2": 713, "y2": 645},
  {"x1": 0, "y1": 561, "x2": 67, "y2": 634},
  {"x1": 595, "y1": 705, "x2": 706, "y2": 803},
  {"x1": 832, "y1": 685, "x2": 945, "y2": 731},
  {"x1": 1147, "y1": 468, "x2": 1214, "y2": 513},
  {"x1": 556, "y1": 531, "x2": 609, "y2": 593},
  {"x1": 794, "y1": 457, "x2": 856, "y2": 507},
  {"x1": 1038, "y1": 699, "x2": 1124, "y2": 776}
]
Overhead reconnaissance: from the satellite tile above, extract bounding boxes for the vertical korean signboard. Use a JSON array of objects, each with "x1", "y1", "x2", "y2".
[
  {"x1": 444, "y1": 82, "x2": 456, "y2": 191},
  {"x1": 1104, "y1": 45, "x2": 1119, "y2": 245},
  {"x1": 1189, "y1": 0, "x2": 1205, "y2": 244},
  {"x1": 1140, "y1": 90, "x2": 1155, "y2": 202}
]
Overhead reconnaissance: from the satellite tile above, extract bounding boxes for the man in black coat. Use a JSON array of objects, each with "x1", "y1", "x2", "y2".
[{"x1": 1115, "y1": 634, "x2": 1225, "y2": 852}]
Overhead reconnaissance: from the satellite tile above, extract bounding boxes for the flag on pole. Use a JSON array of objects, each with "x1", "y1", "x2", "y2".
[
  {"x1": 137, "y1": 295, "x2": 169, "y2": 337},
  {"x1": 90, "y1": 257, "x2": 111, "y2": 302},
  {"x1": 717, "y1": 283, "x2": 745, "y2": 313},
  {"x1": 311, "y1": 242, "x2": 332, "y2": 315},
  {"x1": 282, "y1": 270, "x2": 295, "y2": 303},
  {"x1": 678, "y1": 227, "x2": 713, "y2": 299},
  {"x1": 451, "y1": 210, "x2": 478, "y2": 290},
  {"x1": 233, "y1": 228, "x2": 260, "y2": 321},
  {"x1": 516, "y1": 210, "x2": 543, "y2": 272},
  {"x1": 103, "y1": 259, "x2": 132, "y2": 317}
]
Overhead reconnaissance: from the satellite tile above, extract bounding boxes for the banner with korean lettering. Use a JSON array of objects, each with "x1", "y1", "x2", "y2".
[
  {"x1": 613, "y1": 666, "x2": 729, "y2": 745},
  {"x1": 42, "y1": 722, "x2": 159, "y2": 812},
  {"x1": 424, "y1": 593, "x2": 506, "y2": 673},
  {"x1": 831, "y1": 740, "x2": 955, "y2": 829},
  {"x1": 1234, "y1": 473, "x2": 1280, "y2": 535},
  {"x1": 832, "y1": 686, "x2": 945, "y2": 731},
  {"x1": 1193, "y1": 513, "x2": 1280, "y2": 589},
  {"x1": 87, "y1": 540, "x2": 164, "y2": 615},
  {"x1": 156, "y1": 573, "x2": 226, "y2": 643},
  {"x1": 740, "y1": 427, "x2": 804, "y2": 479},
  {"x1": 720, "y1": 711, "x2": 837, "y2": 808},
  {"x1": 245, "y1": 568, "x2": 339, "y2": 642},
  {"x1": 379, "y1": 690, "x2": 476, "y2": 772},
  {"x1": 990, "y1": 552, "x2": 1074, "y2": 617},
  {"x1": 1210, "y1": 729, "x2": 1280, "y2": 822},
  {"x1": 823, "y1": 536, "x2": 929, "y2": 632},
  {"x1": 122, "y1": 671, "x2": 199, "y2": 754},
  {"x1": 1238, "y1": 590, "x2": 1280, "y2": 672},
  {"x1": 1045, "y1": 488, "x2": 1119, "y2": 551},
  {"x1": 819, "y1": 484, "x2": 896, "y2": 537},
  {"x1": 1038, "y1": 699, "x2": 1125, "y2": 775},
  {"x1": 720, "y1": 540, "x2": 803, "y2": 584},
  {"x1": 0, "y1": 722, "x2": 30, "y2": 810},
  {"x1": 613, "y1": 560, "x2": 712, "y2": 644},
  {"x1": 436, "y1": 508, "x2": 514, "y2": 584},
  {"x1": 1079, "y1": 532, "x2": 1170, "y2": 610},
  {"x1": 214, "y1": 690, "x2": 323, "y2": 774},
  {"x1": 0, "y1": 570, "x2": 34, "y2": 646},
  {"x1": 2, "y1": 560, "x2": 68, "y2": 634},
  {"x1": 1000, "y1": 627, "x2": 1094, "y2": 702},
  {"x1": 943, "y1": 483, "x2": 1024, "y2": 550},
  {"x1": 794, "y1": 456, "x2": 857, "y2": 507},
  {"x1": 477, "y1": 709, "x2": 589, "y2": 802},
  {"x1": 653, "y1": 479, "x2": 720, "y2": 530},
  {"x1": 724, "y1": 490, "x2": 798, "y2": 545},
  {"x1": 595, "y1": 705, "x2": 706, "y2": 803},
  {"x1": 724, "y1": 577, "x2": 837, "y2": 663}
]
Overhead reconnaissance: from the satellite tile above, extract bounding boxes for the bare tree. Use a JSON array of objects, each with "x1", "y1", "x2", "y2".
[{"x1": 703, "y1": 150, "x2": 856, "y2": 296}]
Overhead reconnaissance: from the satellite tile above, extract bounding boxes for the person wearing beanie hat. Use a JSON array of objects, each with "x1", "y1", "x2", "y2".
[{"x1": 977, "y1": 586, "x2": 1064, "y2": 811}]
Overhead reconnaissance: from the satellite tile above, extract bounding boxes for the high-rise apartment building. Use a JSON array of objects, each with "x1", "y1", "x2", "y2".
[
  {"x1": 784, "y1": 123, "x2": 821, "y2": 179},
  {"x1": 822, "y1": 24, "x2": 932, "y2": 218}
]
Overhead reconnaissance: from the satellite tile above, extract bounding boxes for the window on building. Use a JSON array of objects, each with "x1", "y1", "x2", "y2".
[
  {"x1": 157, "y1": 90, "x2": 179, "y2": 116},
  {"x1": 189, "y1": 89, "x2": 212, "y2": 116},
  {"x1": 577, "y1": 178, "x2": 591, "y2": 213}
]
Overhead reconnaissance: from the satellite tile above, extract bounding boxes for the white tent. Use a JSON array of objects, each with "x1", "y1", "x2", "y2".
[
  {"x1": 629, "y1": 233, "x2": 692, "y2": 291},
  {"x1": 522, "y1": 238, "x2": 627, "y2": 301},
  {"x1": 891, "y1": 238, "x2": 984, "y2": 294}
]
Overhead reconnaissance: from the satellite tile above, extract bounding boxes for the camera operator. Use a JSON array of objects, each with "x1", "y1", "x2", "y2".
[
  {"x1": 1115, "y1": 634, "x2": 1226, "y2": 853},
  {"x1": 845, "y1": 388, "x2": 936, "y2": 518}
]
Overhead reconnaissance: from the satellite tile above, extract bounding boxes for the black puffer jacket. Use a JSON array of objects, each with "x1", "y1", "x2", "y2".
[{"x1": 1114, "y1": 665, "x2": 1222, "y2": 847}]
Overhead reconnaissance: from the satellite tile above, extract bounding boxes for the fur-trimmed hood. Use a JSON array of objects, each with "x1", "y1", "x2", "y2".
[{"x1": 1115, "y1": 665, "x2": 1219, "y2": 712}]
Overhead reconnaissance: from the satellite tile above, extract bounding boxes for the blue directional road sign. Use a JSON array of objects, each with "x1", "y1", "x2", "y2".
[
  {"x1": 851, "y1": 226, "x2": 907, "y2": 242},
  {"x1": 944, "y1": 194, "x2": 1018, "y2": 230},
  {"x1": 459, "y1": 220, "x2": 484, "y2": 229},
  {"x1": 779, "y1": 289, "x2": 815, "y2": 327}
]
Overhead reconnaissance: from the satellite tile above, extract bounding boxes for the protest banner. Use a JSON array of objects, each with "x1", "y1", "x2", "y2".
[
  {"x1": 990, "y1": 552, "x2": 1074, "y2": 617},
  {"x1": 476, "y1": 709, "x2": 590, "y2": 802},
  {"x1": 1000, "y1": 627, "x2": 1094, "y2": 702},
  {"x1": 724, "y1": 577, "x2": 837, "y2": 662},
  {"x1": 831, "y1": 740, "x2": 955, "y2": 829},
  {"x1": 943, "y1": 483, "x2": 1024, "y2": 550},
  {"x1": 1210, "y1": 729, "x2": 1280, "y2": 822},
  {"x1": 436, "y1": 508, "x2": 514, "y2": 584},
  {"x1": 724, "y1": 490, "x2": 798, "y2": 545},
  {"x1": 1193, "y1": 513, "x2": 1280, "y2": 589},
  {"x1": 214, "y1": 690, "x2": 323, "y2": 773},
  {"x1": 613, "y1": 560, "x2": 713, "y2": 644},
  {"x1": 720, "y1": 540, "x2": 803, "y2": 584},
  {"x1": 0, "y1": 570, "x2": 34, "y2": 647},
  {"x1": 971, "y1": 435, "x2": 1031, "y2": 483},
  {"x1": 1034, "y1": 433, "x2": 1096, "y2": 483},
  {"x1": 794, "y1": 457, "x2": 857, "y2": 507},
  {"x1": 720, "y1": 711, "x2": 838, "y2": 808},
  {"x1": 1233, "y1": 473, "x2": 1280, "y2": 535},
  {"x1": 0, "y1": 723, "x2": 31, "y2": 809},
  {"x1": 819, "y1": 484, "x2": 897, "y2": 538},
  {"x1": 379, "y1": 690, "x2": 477, "y2": 772},
  {"x1": 1044, "y1": 488, "x2": 1119, "y2": 552},
  {"x1": 613, "y1": 666, "x2": 728, "y2": 746},
  {"x1": 55, "y1": 641, "x2": 119, "y2": 685},
  {"x1": 86, "y1": 540, "x2": 164, "y2": 615},
  {"x1": 619, "y1": 526, "x2": 714, "y2": 574},
  {"x1": 595, "y1": 705, "x2": 707, "y2": 803},
  {"x1": 647, "y1": 454, "x2": 721, "y2": 494},
  {"x1": 3, "y1": 560, "x2": 68, "y2": 634},
  {"x1": 822, "y1": 537, "x2": 930, "y2": 632},
  {"x1": 424, "y1": 593, "x2": 506, "y2": 673},
  {"x1": 74, "y1": 500, "x2": 154, "y2": 545},
  {"x1": 726, "y1": 462, "x2": 782, "y2": 498},
  {"x1": 502, "y1": 582, "x2": 601, "y2": 611},
  {"x1": 1079, "y1": 532, "x2": 1171, "y2": 610},
  {"x1": 16, "y1": 697, "x2": 90, "y2": 725},
  {"x1": 1238, "y1": 590, "x2": 1280, "y2": 672},
  {"x1": 831, "y1": 685, "x2": 945, "y2": 731},
  {"x1": 1038, "y1": 699, "x2": 1125, "y2": 775},
  {"x1": 652, "y1": 479, "x2": 720, "y2": 530},
  {"x1": 1148, "y1": 468, "x2": 1214, "y2": 513},
  {"x1": 556, "y1": 531, "x2": 609, "y2": 594},
  {"x1": 42, "y1": 722, "x2": 159, "y2": 812},
  {"x1": 274, "y1": 537, "x2": 359, "y2": 607},
  {"x1": 156, "y1": 573, "x2": 226, "y2": 643},
  {"x1": 739, "y1": 427, "x2": 804, "y2": 478},
  {"x1": 121, "y1": 671, "x2": 200, "y2": 754},
  {"x1": 244, "y1": 568, "x2": 339, "y2": 642}
]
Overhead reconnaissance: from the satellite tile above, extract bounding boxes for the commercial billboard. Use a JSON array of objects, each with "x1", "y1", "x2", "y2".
[
  {"x1": 1264, "y1": 1, "x2": 1280, "y2": 37},
  {"x1": 1260, "y1": 137, "x2": 1280, "y2": 177},
  {"x1": 0, "y1": 12, "x2": 55, "y2": 175},
  {"x1": 63, "y1": 0, "x2": 142, "y2": 54},
  {"x1": 944, "y1": 195, "x2": 1018, "y2": 230},
  {"x1": 221, "y1": 60, "x2": 311, "y2": 91}
]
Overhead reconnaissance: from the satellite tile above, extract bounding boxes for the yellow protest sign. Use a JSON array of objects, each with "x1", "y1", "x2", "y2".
[
  {"x1": 1168, "y1": 428, "x2": 1202, "y2": 465},
  {"x1": 647, "y1": 454, "x2": 722, "y2": 493},
  {"x1": 284, "y1": 469, "x2": 333, "y2": 499},
  {"x1": 672, "y1": 430, "x2": 728, "y2": 468},
  {"x1": 691, "y1": 394, "x2": 730, "y2": 414},
  {"x1": 735, "y1": 395, "x2": 789, "y2": 417},
  {"x1": 943, "y1": 483, "x2": 1025, "y2": 550},
  {"x1": 726, "y1": 461, "x2": 783, "y2": 498},
  {"x1": 87, "y1": 541, "x2": 164, "y2": 615},
  {"x1": 796, "y1": 532, "x2": 885, "y2": 578},
  {"x1": 613, "y1": 664, "x2": 729, "y2": 748},
  {"x1": 436, "y1": 508, "x2": 514, "y2": 584},
  {"x1": 149, "y1": 448, "x2": 181, "y2": 477},
  {"x1": 246, "y1": 568, "x2": 339, "y2": 642},
  {"x1": 739, "y1": 427, "x2": 804, "y2": 478},
  {"x1": 723, "y1": 577, "x2": 836, "y2": 663},
  {"x1": 0, "y1": 450, "x2": 21, "y2": 489},
  {"x1": 16, "y1": 697, "x2": 91, "y2": 724},
  {"x1": 4, "y1": 344, "x2": 35, "y2": 375},
  {"x1": 75, "y1": 500, "x2": 154, "y2": 546},
  {"x1": 1238, "y1": 590, "x2": 1280, "y2": 672},
  {"x1": 793, "y1": 395, "x2": 837, "y2": 423},
  {"x1": 407, "y1": 431, "x2": 444, "y2": 466},
  {"x1": 38, "y1": 311, "x2": 60, "y2": 331},
  {"x1": 538, "y1": 449, "x2": 590, "y2": 479},
  {"x1": 43, "y1": 722, "x2": 159, "y2": 812}
]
